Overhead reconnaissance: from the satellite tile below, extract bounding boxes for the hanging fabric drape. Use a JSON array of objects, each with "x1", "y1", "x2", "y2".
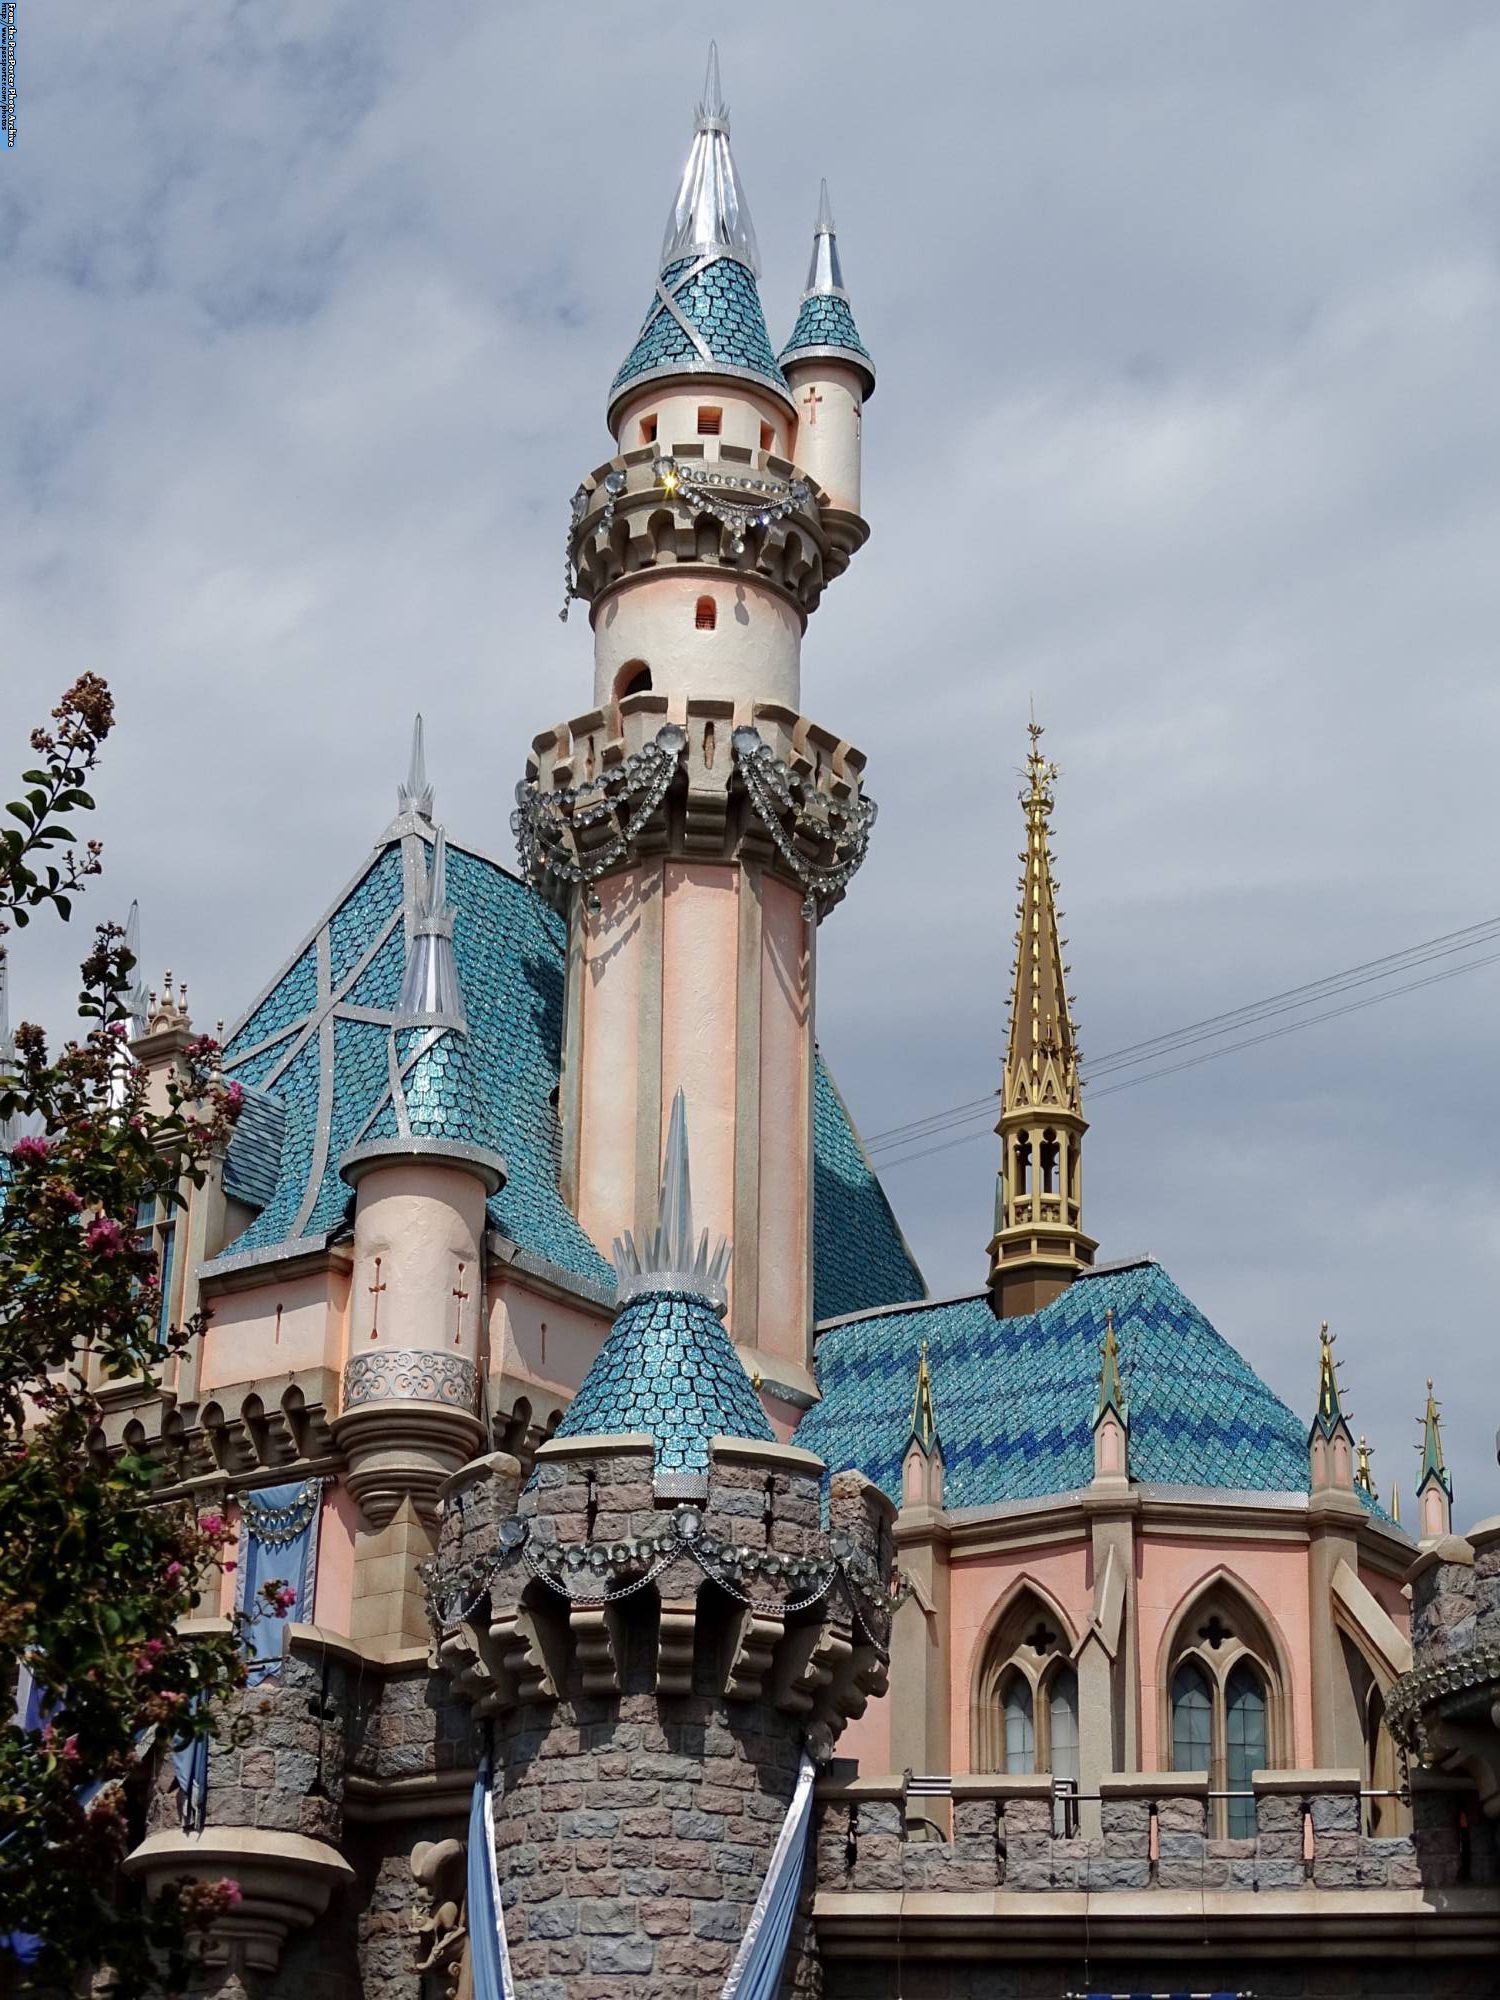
[
  {"x1": 237, "y1": 1478, "x2": 323, "y2": 1679},
  {"x1": 721, "y1": 1751, "x2": 817, "y2": 2000},
  {"x1": 169, "y1": 1695, "x2": 208, "y2": 1832},
  {"x1": 468, "y1": 1757, "x2": 517, "y2": 2000}
]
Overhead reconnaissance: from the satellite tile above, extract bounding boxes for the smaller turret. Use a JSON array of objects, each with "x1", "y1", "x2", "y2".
[
  {"x1": 901, "y1": 1339, "x2": 944, "y2": 1508},
  {"x1": 780, "y1": 179, "x2": 875, "y2": 517},
  {"x1": 1416, "y1": 1379, "x2": 1453, "y2": 1545}
]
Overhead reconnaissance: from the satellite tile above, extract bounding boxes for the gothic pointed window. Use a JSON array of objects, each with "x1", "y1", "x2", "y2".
[
  {"x1": 1164, "y1": 1580, "x2": 1286, "y2": 1837},
  {"x1": 1002, "y1": 1673, "x2": 1035, "y2": 1775},
  {"x1": 971, "y1": 1587, "x2": 1080, "y2": 1777}
]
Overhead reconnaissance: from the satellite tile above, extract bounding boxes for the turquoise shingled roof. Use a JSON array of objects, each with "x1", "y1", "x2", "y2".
[
  {"x1": 611, "y1": 255, "x2": 790, "y2": 408},
  {"x1": 214, "y1": 831, "x2": 919, "y2": 1322},
  {"x1": 795, "y1": 1260, "x2": 1314, "y2": 1511},
  {"x1": 218, "y1": 836, "x2": 611, "y2": 1286},
  {"x1": 813, "y1": 1056, "x2": 924, "y2": 1322},
  {"x1": 551, "y1": 1288, "x2": 774, "y2": 1475},
  {"x1": 779, "y1": 292, "x2": 872, "y2": 373}
]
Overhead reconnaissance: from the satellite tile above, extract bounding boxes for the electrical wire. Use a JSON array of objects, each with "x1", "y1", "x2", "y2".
[
  {"x1": 865, "y1": 913, "x2": 1500, "y2": 1156},
  {"x1": 870, "y1": 935, "x2": 1500, "y2": 1175}
]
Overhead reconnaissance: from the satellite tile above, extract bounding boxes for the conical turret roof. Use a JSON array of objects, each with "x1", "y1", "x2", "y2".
[
  {"x1": 609, "y1": 46, "x2": 791, "y2": 424},
  {"x1": 779, "y1": 179, "x2": 875, "y2": 397}
]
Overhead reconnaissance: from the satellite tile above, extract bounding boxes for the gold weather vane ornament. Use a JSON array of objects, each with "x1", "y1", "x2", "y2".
[
  {"x1": 1095, "y1": 1307, "x2": 1127, "y2": 1424},
  {"x1": 1314, "y1": 1321, "x2": 1347, "y2": 1435}
]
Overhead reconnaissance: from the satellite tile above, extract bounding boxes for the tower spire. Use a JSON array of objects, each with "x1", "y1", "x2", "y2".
[
  {"x1": 123, "y1": 899, "x2": 149, "y2": 1039},
  {"x1": 906, "y1": 1340, "x2": 940, "y2": 1458},
  {"x1": 1308, "y1": 1321, "x2": 1356, "y2": 1496},
  {"x1": 612, "y1": 1087, "x2": 732, "y2": 1315},
  {"x1": 1416, "y1": 1378, "x2": 1453, "y2": 1542},
  {"x1": 901, "y1": 1338, "x2": 945, "y2": 1508},
  {"x1": 659, "y1": 40, "x2": 759, "y2": 274},
  {"x1": 779, "y1": 177, "x2": 876, "y2": 402},
  {"x1": 398, "y1": 713, "x2": 434, "y2": 822},
  {"x1": 987, "y1": 720, "x2": 1096, "y2": 1315},
  {"x1": 397, "y1": 828, "x2": 464, "y2": 1026}
]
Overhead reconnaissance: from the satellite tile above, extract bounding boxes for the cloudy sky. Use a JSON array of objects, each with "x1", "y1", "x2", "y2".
[{"x1": 7, "y1": 2, "x2": 1500, "y2": 1510}]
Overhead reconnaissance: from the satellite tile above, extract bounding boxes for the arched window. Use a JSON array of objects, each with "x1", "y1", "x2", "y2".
[
  {"x1": 695, "y1": 595, "x2": 717, "y2": 631},
  {"x1": 1164, "y1": 1579, "x2": 1286, "y2": 1836},
  {"x1": 613, "y1": 659, "x2": 652, "y2": 701},
  {"x1": 1224, "y1": 1662, "x2": 1267, "y2": 1837},
  {"x1": 1343, "y1": 1636, "x2": 1410, "y2": 1835},
  {"x1": 1002, "y1": 1673, "x2": 1034, "y2": 1775},
  {"x1": 971, "y1": 1586, "x2": 1079, "y2": 1777},
  {"x1": 1171, "y1": 1661, "x2": 1212, "y2": 1772},
  {"x1": 1040, "y1": 1130, "x2": 1059, "y2": 1195}
]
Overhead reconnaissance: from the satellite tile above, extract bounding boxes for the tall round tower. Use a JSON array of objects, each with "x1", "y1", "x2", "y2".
[{"x1": 514, "y1": 47, "x2": 878, "y2": 1410}]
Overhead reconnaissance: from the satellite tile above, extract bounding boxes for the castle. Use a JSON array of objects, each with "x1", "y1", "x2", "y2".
[{"x1": 79, "y1": 47, "x2": 1500, "y2": 2000}]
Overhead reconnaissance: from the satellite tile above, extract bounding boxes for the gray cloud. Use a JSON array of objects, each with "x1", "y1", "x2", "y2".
[{"x1": 7, "y1": 0, "x2": 1500, "y2": 1509}]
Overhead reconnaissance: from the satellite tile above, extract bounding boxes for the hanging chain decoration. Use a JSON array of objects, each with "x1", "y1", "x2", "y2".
[
  {"x1": 512, "y1": 724, "x2": 688, "y2": 909},
  {"x1": 1386, "y1": 1640, "x2": 1500, "y2": 1761},
  {"x1": 650, "y1": 456, "x2": 811, "y2": 557},
  {"x1": 559, "y1": 457, "x2": 815, "y2": 620},
  {"x1": 240, "y1": 1478, "x2": 325, "y2": 1550},
  {"x1": 421, "y1": 1504, "x2": 894, "y2": 1664},
  {"x1": 731, "y1": 726, "x2": 877, "y2": 922}
]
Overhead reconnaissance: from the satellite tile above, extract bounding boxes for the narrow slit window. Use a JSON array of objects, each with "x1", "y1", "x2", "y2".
[
  {"x1": 640, "y1": 414, "x2": 658, "y2": 445},
  {"x1": 697, "y1": 406, "x2": 722, "y2": 437}
]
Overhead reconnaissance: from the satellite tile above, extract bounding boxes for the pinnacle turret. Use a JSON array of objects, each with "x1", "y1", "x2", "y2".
[
  {"x1": 609, "y1": 46, "x2": 790, "y2": 424},
  {"x1": 779, "y1": 178, "x2": 876, "y2": 398},
  {"x1": 398, "y1": 828, "x2": 464, "y2": 1027},
  {"x1": 906, "y1": 1339, "x2": 940, "y2": 1459},
  {"x1": 398, "y1": 712, "x2": 434, "y2": 822},
  {"x1": 1311, "y1": 1320, "x2": 1351, "y2": 1441}
]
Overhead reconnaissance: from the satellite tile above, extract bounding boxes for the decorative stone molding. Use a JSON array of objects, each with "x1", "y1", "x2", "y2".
[
  {"x1": 343, "y1": 1349, "x2": 477, "y2": 1413},
  {"x1": 124, "y1": 1827, "x2": 353, "y2": 1978},
  {"x1": 334, "y1": 1353, "x2": 483, "y2": 1529},
  {"x1": 563, "y1": 443, "x2": 868, "y2": 625},
  {"x1": 91, "y1": 1373, "x2": 338, "y2": 1484},
  {"x1": 516, "y1": 693, "x2": 873, "y2": 920}
]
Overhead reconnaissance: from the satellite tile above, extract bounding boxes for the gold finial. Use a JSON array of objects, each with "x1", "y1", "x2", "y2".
[
  {"x1": 1389, "y1": 1481, "x2": 1401, "y2": 1525},
  {"x1": 907, "y1": 1338, "x2": 939, "y2": 1458},
  {"x1": 1095, "y1": 1307, "x2": 1127, "y2": 1424},
  {"x1": 1418, "y1": 1378, "x2": 1450, "y2": 1496},
  {"x1": 1355, "y1": 1434, "x2": 1376, "y2": 1497},
  {"x1": 1314, "y1": 1320, "x2": 1346, "y2": 1436}
]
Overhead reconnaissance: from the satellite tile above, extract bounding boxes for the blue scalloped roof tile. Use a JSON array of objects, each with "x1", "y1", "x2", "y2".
[
  {"x1": 779, "y1": 292, "x2": 871, "y2": 368},
  {"x1": 813, "y1": 1055, "x2": 924, "y2": 1322},
  {"x1": 795, "y1": 1260, "x2": 1313, "y2": 1511},
  {"x1": 612, "y1": 256, "x2": 789, "y2": 402},
  {"x1": 553, "y1": 1287, "x2": 773, "y2": 1471}
]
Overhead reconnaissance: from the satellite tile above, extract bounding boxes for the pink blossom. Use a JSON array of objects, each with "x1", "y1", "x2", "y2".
[
  {"x1": 11, "y1": 1136, "x2": 50, "y2": 1164},
  {"x1": 225, "y1": 1082, "x2": 244, "y2": 1111},
  {"x1": 223, "y1": 1560, "x2": 237, "y2": 1573},
  {"x1": 61, "y1": 1736, "x2": 79, "y2": 1762},
  {"x1": 85, "y1": 1216, "x2": 127, "y2": 1256},
  {"x1": 198, "y1": 1513, "x2": 224, "y2": 1537},
  {"x1": 264, "y1": 1583, "x2": 297, "y2": 1616},
  {"x1": 218, "y1": 1879, "x2": 243, "y2": 1908},
  {"x1": 163, "y1": 1562, "x2": 184, "y2": 1587}
]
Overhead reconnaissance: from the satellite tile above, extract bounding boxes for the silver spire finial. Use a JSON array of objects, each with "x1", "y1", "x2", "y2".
[
  {"x1": 397, "y1": 827, "x2": 465, "y2": 1025},
  {"x1": 700, "y1": 40, "x2": 726, "y2": 125},
  {"x1": 398, "y1": 714, "x2": 434, "y2": 821},
  {"x1": 612, "y1": 1088, "x2": 732, "y2": 1314},
  {"x1": 805, "y1": 177, "x2": 845, "y2": 295},
  {"x1": 660, "y1": 44, "x2": 760, "y2": 274},
  {"x1": 123, "y1": 899, "x2": 148, "y2": 1038}
]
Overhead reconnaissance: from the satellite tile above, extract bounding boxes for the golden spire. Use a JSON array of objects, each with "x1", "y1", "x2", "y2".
[
  {"x1": 1355, "y1": 1435, "x2": 1376, "y2": 1498},
  {"x1": 988, "y1": 718, "x2": 1096, "y2": 1317},
  {"x1": 907, "y1": 1339, "x2": 940, "y2": 1458},
  {"x1": 1389, "y1": 1481, "x2": 1401, "y2": 1526},
  {"x1": 1004, "y1": 720, "x2": 1081, "y2": 1120}
]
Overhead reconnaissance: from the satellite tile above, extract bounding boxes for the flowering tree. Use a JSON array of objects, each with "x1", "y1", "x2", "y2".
[{"x1": 0, "y1": 682, "x2": 271, "y2": 1995}]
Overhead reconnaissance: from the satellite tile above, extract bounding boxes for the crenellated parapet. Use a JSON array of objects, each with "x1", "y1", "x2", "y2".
[{"x1": 516, "y1": 693, "x2": 874, "y2": 924}]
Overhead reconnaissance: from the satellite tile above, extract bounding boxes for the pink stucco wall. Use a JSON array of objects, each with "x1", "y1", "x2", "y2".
[
  {"x1": 1136, "y1": 1537, "x2": 1313, "y2": 1769},
  {"x1": 313, "y1": 1482, "x2": 359, "y2": 1634},
  {"x1": 1358, "y1": 1561, "x2": 1413, "y2": 1637},
  {"x1": 837, "y1": 1685, "x2": 891, "y2": 1774},
  {"x1": 489, "y1": 1280, "x2": 612, "y2": 1425},
  {"x1": 948, "y1": 1541, "x2": 1092, "y2": 1774},
  {"x1": 200, "y1": 1267, "x2": 347, "y2": 1392},
  {"x1": 660, "y1": 862, "x2": 739, "y2": 1305},
  {"x1": 756, "y1": 876, "x2": 811, "y2": 1366},
  {"x1": 577, "y1": 867, "x2": 648, "y2": 1253}
]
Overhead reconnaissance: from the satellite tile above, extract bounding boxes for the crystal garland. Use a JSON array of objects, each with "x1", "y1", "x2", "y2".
[
  {"x1": 558, "y1": 457, "x2": 813, "y2": 620},
  {"x1": 512, "y1": 724, "x2": 687, "y2": 908},
  {"x1": 1385, "y1": 1640, "x2": 1500, "y2": 1759},
  {"x1": 421, "y1": 1505, "x2": 893, "y2": 1663},
  {"x1": 731, "y1": 725, "x2": 876, "y2": 922},
  {"x1": 240, "y1": 1478, "x2": 325, "y2": 1550}
]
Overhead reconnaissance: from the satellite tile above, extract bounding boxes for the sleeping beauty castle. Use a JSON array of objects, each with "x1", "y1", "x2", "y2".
[{"x1": 82, "y1": 47, "x2": 1500, "y2": 2000}]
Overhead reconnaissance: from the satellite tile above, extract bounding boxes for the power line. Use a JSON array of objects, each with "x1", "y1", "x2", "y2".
[
  {"x1": 864, "y1": 913, "x2": 1500, "y2": 1160},
  {"x1": 871, "y1": 933, "x2": 1500, "y2": 1175}
]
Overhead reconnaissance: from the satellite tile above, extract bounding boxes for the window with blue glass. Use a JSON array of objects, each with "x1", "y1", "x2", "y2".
[
  {"x1": 1166, "y1": 1582, "x2": 1284, "y2": 1837},
  {"x1": 133, "y1": 1195, "x2": 180, "y2": 1346}
]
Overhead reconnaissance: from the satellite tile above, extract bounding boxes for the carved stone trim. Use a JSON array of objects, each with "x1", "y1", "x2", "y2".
[{"x1": 343, "y1": 1350, "x2": 477, "y2": 1413}]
